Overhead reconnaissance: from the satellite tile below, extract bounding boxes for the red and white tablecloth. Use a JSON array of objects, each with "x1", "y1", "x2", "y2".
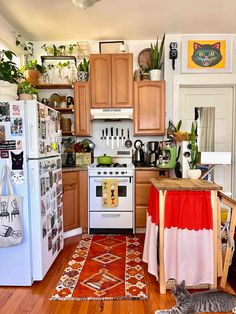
[{"x1": 143, "y1": 185, "x2": 214, "y2": 285}]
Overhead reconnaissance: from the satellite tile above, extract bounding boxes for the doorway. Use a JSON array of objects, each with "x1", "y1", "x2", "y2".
[{"x1": 179, "y1": 87, "x2": 233, "y2": 194}]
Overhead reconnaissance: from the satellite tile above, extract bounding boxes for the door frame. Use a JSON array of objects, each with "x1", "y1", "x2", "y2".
[{"x1": 172, "y1": 74, "x2": 236, "y2": 197}]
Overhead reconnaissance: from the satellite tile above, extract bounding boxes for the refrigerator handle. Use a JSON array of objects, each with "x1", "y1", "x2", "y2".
[
  {"x1": 29, "y1": 124, "x2": 34, "y2": 152},
  {"x1": 31, "y1": 168, "x2": 35, "y2": 194}
]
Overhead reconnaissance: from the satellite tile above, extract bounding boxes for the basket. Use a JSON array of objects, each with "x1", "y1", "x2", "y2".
[
  {"x1": 173, "y1": 132, "x2": 191, "y2": 142},
  {"x1": 166, "y1": 278, "x2": 209, "y2": 290},
  {"x1": 76, "y1": 153, "x2": 91, "y2": 166}
]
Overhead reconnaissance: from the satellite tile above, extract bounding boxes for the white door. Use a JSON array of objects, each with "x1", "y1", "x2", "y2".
[{"x1": 179, "y1": 87, "x2": 233, "y2": 194}]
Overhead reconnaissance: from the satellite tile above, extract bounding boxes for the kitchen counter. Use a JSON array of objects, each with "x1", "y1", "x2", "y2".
[
  {"x1": 151, "y1": 177, "x2": 222, "y2": 190},
  {"x1": 62, "y1": 166, "x2": 88, "y2": 173}
]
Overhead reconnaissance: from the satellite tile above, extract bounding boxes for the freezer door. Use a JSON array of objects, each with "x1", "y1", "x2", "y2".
[
  {"x1": 25, "y1": 101, "x2": 61, "y2": 159},
  {"x1": 28, "y1": 156, "x2": 64, "y2": 280}
]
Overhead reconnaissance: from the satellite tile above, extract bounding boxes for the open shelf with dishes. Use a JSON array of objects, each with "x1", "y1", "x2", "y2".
[{"x1": 36, "y1": 84, "x2": 73, "y2": 89}]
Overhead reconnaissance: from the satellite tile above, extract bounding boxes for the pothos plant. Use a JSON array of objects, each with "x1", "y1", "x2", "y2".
[
  {"x1": 187, "y1": 121, "x2": 199, "y2": 169},
  {"x1": 0, "y1": 50, "x2": 21, "y2": 84}
]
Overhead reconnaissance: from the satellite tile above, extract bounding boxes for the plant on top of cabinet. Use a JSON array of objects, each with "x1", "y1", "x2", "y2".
[
  {"x1": 0, "y1": 49, "x2": 21, "y2": 100},
  {"x1": 149, "y1": 34, "x2": 165, "y2": 80},
  {"x1": 77, "y1": 58, "x2": 90, "y2": 82},
  {"x1": 41, "y1": 43, "x2": 77, "y2": 56}
]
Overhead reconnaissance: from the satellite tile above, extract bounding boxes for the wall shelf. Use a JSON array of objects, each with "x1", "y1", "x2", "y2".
[
  {"x1": 36, "y1": 84, "x2": 73, "y2": 89},
  {"x1": 56, "y1": 108, "x2": 74, "y2": 113},
  {"x1": 41, "y1": 55, "x2": 77, "y2": 65}
]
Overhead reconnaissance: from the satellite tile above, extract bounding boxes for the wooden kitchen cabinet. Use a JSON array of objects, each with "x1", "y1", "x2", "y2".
[
  {"x1": 62, "y1": 170, "x2": 88, "y2": 233},
  {"x1": 90, "y1": 53, "x2": 133, "y2": 108},
  {"x1": 74, "y1": 82, "x2": 91, "y2": 136},
  {"x1": 135, "y1": 169, "x2": 169, "y2": 228},
  {"x1": 62, "y1": 172, "x2": 80, "y2": 232},
  {"x1": 134, "y1": 81, "x2": 165, "y2": 135}
]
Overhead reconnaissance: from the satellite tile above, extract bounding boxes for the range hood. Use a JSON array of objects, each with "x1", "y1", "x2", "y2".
[{"x1": 90, "y1": 108, "x2": 133, "y2": 120}]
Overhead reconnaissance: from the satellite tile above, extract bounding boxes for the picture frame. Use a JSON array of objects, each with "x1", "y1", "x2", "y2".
[
  {"x1": 99, "y1": 41, "x2": 124, "y2": 53},
  {"x1": 181, "y1": 35, "x2": 232, "y2": 73}
]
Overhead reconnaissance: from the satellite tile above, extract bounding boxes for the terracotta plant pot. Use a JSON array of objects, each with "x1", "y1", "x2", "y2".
[
  {"x1": 19, "y1": 94, "x2": 33, "y2": 100},
  {"x1": 188, "y1": 169, "x2": 202, "y2": 179},
  {"x1": 24, "y1": 70, "x2": 40, "y2": 86}
]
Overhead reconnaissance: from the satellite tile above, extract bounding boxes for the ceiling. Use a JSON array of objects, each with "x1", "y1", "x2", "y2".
[{"x1": 0, "y1": 0, "x2": 236, "y2": 41}]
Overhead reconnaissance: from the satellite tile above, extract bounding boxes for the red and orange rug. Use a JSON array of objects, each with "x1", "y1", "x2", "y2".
[{"x1": 51, "y1": 234, "x2": 147, "y2": 300}]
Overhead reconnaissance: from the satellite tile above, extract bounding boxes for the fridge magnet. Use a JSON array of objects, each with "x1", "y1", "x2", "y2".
[
  {"x1": 0, "y1": 151, "x2": 9, "y2": 159},
  {"x1": 0, "y1": 126, "x2": 5, "y2": 143},
  {"x1": 10, "y1": 117, "x2": 23, "y2": 135},
  {"x1": 11, "y1": 151, "x2": 23, "y2": 170},
  {"x1": 51, "y1": 211, "x2": 56, "y2": 229},
  {"x1": 52, "y1": 227, "x2": 58, "y2": 239},
  {"x1": 57, "y1": 236, "x2": 61, "y2": 252},
  {"x1": 0, "y1": 140, "x2": 16, "y2": 151},
  {"x1": 41, "y1": 199, "x2": 46, "y2": 217},
  {"x1": 11, "y1": 171, "x2": 24, "y2": 185},
  {"x1": 181, "y1": 35, "x2": 232, "y2": 73},
  {"x1": 42, "y1": 222, "x2": 47, "y2": 238},
  {"x1": 52, "y1": 242, "x2": 57, "y2": 255},
  {"x1": 46, "y1": 196, "x2": 50, "y2": 211},
  {"x1": 58, "y1": 219, "x2": 62, "y2": 233},
  {"x1": 40, "y1": 177, "x2": 46, "y2": 196},
  {"x1": 10, "y1": 104, "x2": 21, "y2": 117},
  {"x1": 0, "y1": 102, "x2": 10, "y2": 122},
  {"x1": 48, "y1": 232, "x2": 52, "y2": 251},
  {"x1": 16, "y1": 140, "x2": 22, "y2": 150},
  {"x1": 47, "y1": 213, "x2": 51, "y2": 232}
]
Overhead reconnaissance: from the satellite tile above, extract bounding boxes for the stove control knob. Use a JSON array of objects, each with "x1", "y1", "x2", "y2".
[
  {"x1": 103, "y1": 171, "x2": 107, "y2": 175},
  {"x1": 121, "y1": 171, "x2": 125, "y2": 174},
  {"x1": 109, "y1": 171, "x2": 113, "y2": 175},
  {"x1": 98, "y1": 171, "x2": 101, "y2": 175},
  {"x1": 115, "y1": 171, "x2": 119, "y2": 175}
]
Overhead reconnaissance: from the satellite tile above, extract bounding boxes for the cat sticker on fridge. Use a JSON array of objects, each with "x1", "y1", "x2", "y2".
[{"x1": 181, "y1": 35, "x2": 232, "y2": 73}]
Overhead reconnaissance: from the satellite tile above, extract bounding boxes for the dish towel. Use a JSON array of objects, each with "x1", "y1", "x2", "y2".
[{"x1": 102, "y1": 179, "x2": 118, "y2": 208}]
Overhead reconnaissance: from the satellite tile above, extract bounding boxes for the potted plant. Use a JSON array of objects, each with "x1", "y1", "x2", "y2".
[
  {"x1": 17, "y1": 80, "x2": 38, "y2": 100},
  {"x1": 20, "y1": 60, "x2": 45, "y2": 86},
  {"x1": 187, "y1": 121, "x2": 201, "y2": 179},
  {"x1": 77, "y1": 58, "x2": 90, "y2": 82},
  {"x1": 149, "y1": 34, "x2": 165, "y2": 80},
  {"x1": 0, "y1": 50, "x2": 21, "y2": 100}
]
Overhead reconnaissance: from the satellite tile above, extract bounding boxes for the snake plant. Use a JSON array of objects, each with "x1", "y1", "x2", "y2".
[{"x1": 188, "y1": 121, "x2": 199, "y2": 169}]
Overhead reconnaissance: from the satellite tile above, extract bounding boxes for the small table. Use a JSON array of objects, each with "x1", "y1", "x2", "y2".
[{"x1": 146, "y1": 178, "x2": 222, "y2": 294}]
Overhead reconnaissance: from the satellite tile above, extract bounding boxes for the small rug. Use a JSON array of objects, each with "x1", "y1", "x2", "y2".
[{"x1": 51, "y1": 234, "x2": 147, "y2": 300}]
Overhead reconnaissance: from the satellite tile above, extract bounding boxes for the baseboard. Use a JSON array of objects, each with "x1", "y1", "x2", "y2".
[{"x1": 63, "y1": 227, "x2": 82, "y2": 239}]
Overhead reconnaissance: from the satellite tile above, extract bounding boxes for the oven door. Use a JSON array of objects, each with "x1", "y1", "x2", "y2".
[{"x1": 89, "y1": 176, "x2": 133, "y2": 211}]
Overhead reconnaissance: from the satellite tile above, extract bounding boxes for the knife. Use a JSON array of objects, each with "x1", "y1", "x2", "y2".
[
  {"x1": 101, "y1": 129, "x2": 104, "y2": 140},
  {"x1": 111, "y1": 127, "x2": 114, "y2": 150},
  {"x1": 106, "y1": 128, "x2": 109, "y2": 147},
  {"x1": 121, "y1": 129, "x2": 124, "y2": 146},
  {"x1": 116, "y1": 128, "x2": 119, "y2": 148}
]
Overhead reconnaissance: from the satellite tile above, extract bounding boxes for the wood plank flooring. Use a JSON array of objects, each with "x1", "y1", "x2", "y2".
[{"x1": 0, "y1": 235, "x2": 235, "y2": 314}]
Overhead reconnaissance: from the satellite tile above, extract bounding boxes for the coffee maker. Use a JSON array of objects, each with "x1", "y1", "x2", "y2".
[
  {"x1": 158, "y1": 141, "x2": 177, "y2": 169},
  {"x1": 146, "y1": 141, "x2": 160, "y2": 166}
]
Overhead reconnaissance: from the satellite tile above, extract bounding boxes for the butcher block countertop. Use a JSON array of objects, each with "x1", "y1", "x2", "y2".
[{"x1": 151, "y1": 178, "x2": 223, "y2": 191}]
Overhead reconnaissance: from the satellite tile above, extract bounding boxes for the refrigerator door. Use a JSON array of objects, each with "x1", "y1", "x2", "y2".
[
  {"x1": 25, "y1": 101, "x2": 61, "y2": 159},
  {"x1": 0, "y1": 100, "x2": 33, "y2": 285},
  {"x1": 28, "y1": 156, "x2": 64, "y2": 280}
]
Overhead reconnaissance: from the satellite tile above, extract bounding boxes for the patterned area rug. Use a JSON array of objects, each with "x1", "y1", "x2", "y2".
[{"x1": 51, "y1": 234, "x2": 147, "y2": 300}]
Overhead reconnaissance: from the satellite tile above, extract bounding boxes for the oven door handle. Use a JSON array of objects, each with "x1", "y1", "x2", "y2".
[
  {"x1": 102, "y1": 213, "x2": 121, "y2": 217},
  {"x1": 94, "y1": 179, "x2": 129, "y2": 183}
]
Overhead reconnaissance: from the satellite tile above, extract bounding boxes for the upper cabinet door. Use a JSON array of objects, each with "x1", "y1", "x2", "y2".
[
  {"x1": 134, "y1": 81, "x2": 165, "y2": 135},
  {"x1": 111, "y1": 54, "x2": 133, "y2": 108},
  {"x1": 74, "y1": 82, "x2": 91, "y2": 136},
  {"x1": 90, "y1": 54, "x2": 111, "y2": 108},
  {"x1": 90, "y1": 53, "x2": 133, "y2": 108}
]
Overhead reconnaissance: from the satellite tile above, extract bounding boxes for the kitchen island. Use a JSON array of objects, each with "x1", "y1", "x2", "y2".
[{"x1": 143, "y1": 178, "x2": 222, "y2": 294}]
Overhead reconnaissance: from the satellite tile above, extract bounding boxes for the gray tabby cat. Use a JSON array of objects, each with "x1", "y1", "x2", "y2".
[{"x1": 155, "y1": 280, "x2": 236, "y2": 314}]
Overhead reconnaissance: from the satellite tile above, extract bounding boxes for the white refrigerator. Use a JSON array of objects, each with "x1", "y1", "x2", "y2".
[{"x1": 0, "y1": 100, "x2": 64, "y2": 285}]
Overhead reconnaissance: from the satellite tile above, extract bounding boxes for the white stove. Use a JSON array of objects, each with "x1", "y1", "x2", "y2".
[{"x1": 88, "y1": 163, "x2": 135, "y2": 234}]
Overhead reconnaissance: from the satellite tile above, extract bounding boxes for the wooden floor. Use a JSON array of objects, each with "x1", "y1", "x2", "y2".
[{"x1": 0, "y1": 235, "x2": 235, "y2": 314}]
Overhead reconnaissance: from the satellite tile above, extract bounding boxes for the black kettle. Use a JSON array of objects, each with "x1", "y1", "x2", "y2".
[{"x1": 133, "y1": 140, "x2": 145, "y2": 166}]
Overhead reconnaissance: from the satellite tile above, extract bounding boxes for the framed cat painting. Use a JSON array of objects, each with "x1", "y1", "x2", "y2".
[{"x1": 181, "y1": 35, "x2": 232, "y2": 73}]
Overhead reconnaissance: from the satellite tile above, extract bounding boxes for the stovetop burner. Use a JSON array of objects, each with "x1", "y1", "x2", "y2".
[{"x1": 96, "y1": 163, "x2": 127, "y2": 168}]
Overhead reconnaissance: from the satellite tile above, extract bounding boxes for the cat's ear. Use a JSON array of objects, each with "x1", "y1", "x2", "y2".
[
  {"x1": 180, "y1": 280, "x2": 186, "y2": 288},
  {"x1": 193, "y1": 42, "x2": 202, "y2": 50},
  {"x1": 11, "y1": 151, "x2": 14, "y2": 157},
  {"x1": 19, "y1": 152, "x2": 23, "y2": 157},
  {"x1": 212, "y1": 42, "x2": 221, "y2": 50}
]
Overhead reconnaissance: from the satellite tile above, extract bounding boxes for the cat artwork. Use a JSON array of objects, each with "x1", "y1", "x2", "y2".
[
  {"x1": 11, "y1": 151, "x2": 23, "y2": 170},
  {"x1": 155, "y1": 280, "x2": 236, "y2": 314},
  {"x1": 11, "y1": 171, "x2": 24, "y2": 185},
  {"x1": 191, "y1": 42, "x2": 222, "y2": 67}
]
